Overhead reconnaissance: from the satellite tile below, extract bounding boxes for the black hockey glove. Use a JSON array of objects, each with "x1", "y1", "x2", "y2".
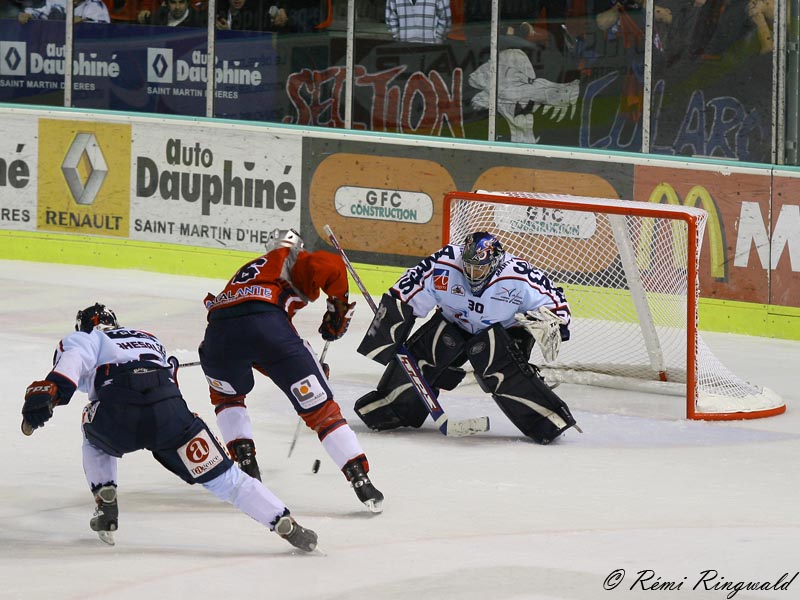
[
  {"x1": 22, "y1": 380, "x2": 59, "y2": 430},
  {"x1": 319, "y1": 296, "x2": 356, "y2": 341}
]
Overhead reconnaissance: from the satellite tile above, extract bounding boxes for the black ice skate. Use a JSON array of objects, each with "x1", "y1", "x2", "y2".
[
  {"x1": 228, "y1": 438, "x2": 261, "y2": 481},
  {"x1": 90, "y1": 485, "x2": 118, "y2": 546},
  {"x1": 274, "y1": 515, "x2": 318, "y2": 552},
  {"x1": 343, "y1": 461, "x2": 384, "y2": 513}
]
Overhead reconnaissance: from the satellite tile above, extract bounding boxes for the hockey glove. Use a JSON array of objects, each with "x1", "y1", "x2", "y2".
[
  {"x1": 23, "y1": 380, "x2": 59, "y2": 430},
  {"x1": 514, "y1": 306, "x2": 567, "y2": 363},
  {"x1": 319, "y1": 296, "x2": 356, "y2": 341}
]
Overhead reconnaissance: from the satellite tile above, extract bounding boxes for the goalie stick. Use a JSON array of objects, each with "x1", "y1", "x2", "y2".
[{"x1": 323, "y1": 224, "x2": 489, "y2": 438}]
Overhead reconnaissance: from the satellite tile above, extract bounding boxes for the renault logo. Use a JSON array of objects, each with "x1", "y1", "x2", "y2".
[
  {"x1": 61, "y1": 133, "x2": 108, "y2": 205},
  {"x1": 0, "y1": 42, "x2": 26, "y2": 76}
]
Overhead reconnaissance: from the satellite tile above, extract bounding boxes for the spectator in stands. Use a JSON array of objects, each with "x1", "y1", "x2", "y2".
[
  {"x1": 748, "y1": 0, "x2": 774, "y2": 53},
  {"x1": 503, "y1": 0, "x2": 572, "y2": 54},
  {"x1": 18, "y1": 0, "x2": 109, "y2": 22},
  {"x1": 284, "y1": 0, "x2": 328, "y2": 33},
  {"x1": 69, "y1": 0, "x2": 110, "y2": 21},
  {"x1": 385, "y1": 0, "x2": 451, "y2": 44},
  {"x1": 18, "y1": 0, "x2": 65, "y2": 21},
  {"x1": 1, "y1": 0, "x2": 29, "y2": 19},
  {"x1": 141, "y1": 0, "x2": 204, "y2": 25},
  {"x1": 215, "y1": 0, "x2": 287, "y2": 31},
  {"x1": 105, "y1": 0, "x2": 158, "y2": 24}
]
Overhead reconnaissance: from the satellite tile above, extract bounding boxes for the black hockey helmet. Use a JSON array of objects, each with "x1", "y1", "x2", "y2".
[
  {"x1": 264, "y1": 228, "x2": 305, "y2": 253},
  {"x1": 462, "y1": 231, "x2": 504, "y2": 294},
  {"x1": 75, "y1": 303, "x2": 119, "y2": 333}
]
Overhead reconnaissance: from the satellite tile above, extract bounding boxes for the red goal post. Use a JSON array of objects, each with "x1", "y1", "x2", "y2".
[{"x1": 443, "y1": 190, "x2": 785, "y2": 420}]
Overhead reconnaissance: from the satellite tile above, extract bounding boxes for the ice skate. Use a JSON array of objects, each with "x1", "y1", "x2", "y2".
[
  {"x1": 89, "y1": 485, "x2": 118, "y2": 546},
  {"x1": 228, "y1": 438, "x2": 261, "y2": 481},
  {"x1": 274, "y1": 515, "x2": 318, "y2": 553},
  {"x1": 343, "y1": 461, "x2": 384, "y2": 513}
]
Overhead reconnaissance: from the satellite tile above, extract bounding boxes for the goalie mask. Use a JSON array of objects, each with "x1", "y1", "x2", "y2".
[
  {"x1": 265, "y1": 228, "x2": 305, "y2": 253},
  {"x1": 76, "y1": 303, "x2": 119, "y2": 333},
  {"x1": 462, "y1": 231, "x2": 504, "y2": 294}
]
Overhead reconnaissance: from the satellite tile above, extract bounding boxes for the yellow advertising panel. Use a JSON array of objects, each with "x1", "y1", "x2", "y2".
[{"x1": 37, "y1": 119, "x2": 131, "y2": 237}]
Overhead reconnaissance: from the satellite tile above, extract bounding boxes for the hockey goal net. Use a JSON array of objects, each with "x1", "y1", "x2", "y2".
[{"x1": 444, "y1": 190, "x2": 785, "y2": 420}]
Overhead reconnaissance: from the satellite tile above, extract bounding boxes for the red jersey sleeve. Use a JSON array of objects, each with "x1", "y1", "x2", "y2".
[{"x1": 291, "y1": 250, "x2": 349, "y2": 301}]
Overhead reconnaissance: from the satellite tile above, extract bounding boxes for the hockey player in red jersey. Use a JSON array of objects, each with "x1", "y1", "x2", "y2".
[
  {"x1": 22, "y1": 303, "x2": 318, "y2": 551},
  {"x1": 199, "y1": 228, "x2": 384, "y2": 513}
]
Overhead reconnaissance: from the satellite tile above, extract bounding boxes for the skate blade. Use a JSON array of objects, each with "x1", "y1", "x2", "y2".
[
  {"x1": 97, "y1": 530, "x2": 115, "y2": 546},
  {"x1": 364, "y1": 498, "x2": 384, "y2": 514}
]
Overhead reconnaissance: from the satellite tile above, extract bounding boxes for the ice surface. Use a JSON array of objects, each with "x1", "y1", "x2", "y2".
[{"x1": 1, "y1": 260, "x2": 798, "y2": 600}]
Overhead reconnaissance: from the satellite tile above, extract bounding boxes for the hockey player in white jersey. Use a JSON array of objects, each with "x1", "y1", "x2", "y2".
[
  {"x1": 355, "y1": 231, "x2": 577, "y2": 444},
  {"x1": 21, "y1": 303, "x2": 318, "y2": 551}
]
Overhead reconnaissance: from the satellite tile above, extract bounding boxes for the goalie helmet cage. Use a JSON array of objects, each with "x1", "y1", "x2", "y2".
[{"x1": 443, "y1": 190, "x2": 785, "y2": 421}]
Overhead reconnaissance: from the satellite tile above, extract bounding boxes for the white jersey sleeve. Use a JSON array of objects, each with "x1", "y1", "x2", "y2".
[
  {"x1": 391, "y1": 246, "x2": 570, "y2": 335},
  {"x1": 52, "y1": 328, "x2": 170, "y2": 400},
  {"x1": 75, "y1": 0, "x2": 110, "y2": 22}
]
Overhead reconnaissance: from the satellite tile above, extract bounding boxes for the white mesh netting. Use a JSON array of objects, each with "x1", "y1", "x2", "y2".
[{"x1": 446, "y1": 191, "x2": 784, "y2": 419}]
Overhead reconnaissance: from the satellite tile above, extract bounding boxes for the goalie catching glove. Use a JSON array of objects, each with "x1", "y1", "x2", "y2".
[
  {"x1": 319, "y1": 296, "x2": 356, "y2": 341},
  {"x1": 514, "y1": 306, "x2": 567, "y2": 363},
  {"x1": 23, "y1": 379, "x2": 59, "y2": 430}
]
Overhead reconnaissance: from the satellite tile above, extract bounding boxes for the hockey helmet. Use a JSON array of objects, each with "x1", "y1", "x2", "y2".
[
  {"x1": 265, "y1": 228, "x2": 305, "y2": 253},
  {"x1": 462, "y1": 231, "x2": 504, "y2": 294},
  {"x1": 75, "y1": 303, "x2": 119, "y2": 333}
]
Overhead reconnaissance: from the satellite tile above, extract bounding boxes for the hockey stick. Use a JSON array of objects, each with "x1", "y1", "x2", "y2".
[
  {"x1": 323, "y1": 224, "x2": 489, "y2": 437},
  {"x1": 287, "y1": 340, "x2": 330, "y2": 458}
]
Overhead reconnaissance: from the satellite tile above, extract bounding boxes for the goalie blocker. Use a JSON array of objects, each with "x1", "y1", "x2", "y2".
[{"x1": 356, "y1": 294, "x2": 576, "y2": 444}]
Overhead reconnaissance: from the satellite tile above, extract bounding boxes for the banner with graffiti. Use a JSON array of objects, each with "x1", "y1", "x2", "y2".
[
  {"x1": 649, "y1": 0, "x2": 774, "y2": 163},
  {"x1": 0, "y1": 9, "x2": 777, "y2": 162}
]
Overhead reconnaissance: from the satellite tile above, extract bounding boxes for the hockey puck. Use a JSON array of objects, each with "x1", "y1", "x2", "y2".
[{"x1": 312, "y1": 459, "x2": 321, "y2": 473}]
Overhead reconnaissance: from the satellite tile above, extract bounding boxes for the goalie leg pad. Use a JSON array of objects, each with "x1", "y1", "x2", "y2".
[
  {"x1": 354, "y1": 313, "x2": 469, "y2": 430},
  {"x1": 406, "y1": 311, "x2": 469, "y2": 388},
  {"x1": 355, "y1": 355, "x2": 429, "y2": 430},
  {"x1": 467, "y1": 324, "x2": 576, "y2": 444},
  {"x1": 355, "y1": 387, "x2": 427, "y2": 430},
  {"x1": 357, "y1": 292, "x2": 417, "y2": 365}
]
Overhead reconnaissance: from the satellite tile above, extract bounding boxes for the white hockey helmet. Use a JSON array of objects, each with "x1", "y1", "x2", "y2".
[{"x1": 265, "y1": 228, "x2": 305, "y2": 253}]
